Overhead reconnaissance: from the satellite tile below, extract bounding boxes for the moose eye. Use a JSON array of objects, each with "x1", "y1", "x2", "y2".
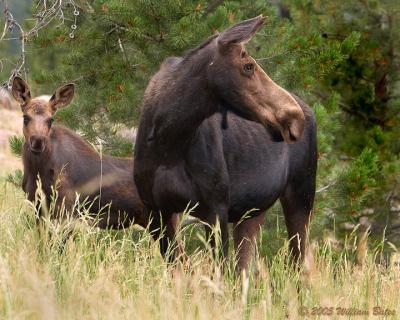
[
  {"x1": 48, "y1": 118, "x2": 54, "y2": 127},
  {"x1": 243, "y1": 63, "x2": 254, "y2": 72},
  {"x1": 23, "y1": 115, "x2": 30, "y2": 126}
]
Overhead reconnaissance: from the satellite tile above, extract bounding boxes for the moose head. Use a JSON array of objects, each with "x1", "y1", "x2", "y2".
[
  {"x1": 12, "y1": 77, "x2": 75, "y2": 154},
  {"x1": 207, "y1": 15, "x2": 305, "y2": 142}
]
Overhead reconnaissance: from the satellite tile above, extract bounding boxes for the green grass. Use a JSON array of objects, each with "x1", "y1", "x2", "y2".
[{"x1": 0, "y1": 180, "x2": 399, "y2": 319}]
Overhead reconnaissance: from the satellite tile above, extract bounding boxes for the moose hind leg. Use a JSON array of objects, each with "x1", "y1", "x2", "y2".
[
  {"x1": 280, "y1": 180, "x2": 315, "y2": 264},
  {"x1": 233, "y1": 212, "x2": 265, "y2": 273}
]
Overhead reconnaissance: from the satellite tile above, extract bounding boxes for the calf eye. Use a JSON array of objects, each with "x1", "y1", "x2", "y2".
[
  {"x1": 23, "y1": 115, "x2": 30, "y2": 126},
  {"x1": 48, "y1": 118, "x2": 54, "y2": 127},
  {"x1": 243, "y1": 63, "x2": 254, "y2": 72}
]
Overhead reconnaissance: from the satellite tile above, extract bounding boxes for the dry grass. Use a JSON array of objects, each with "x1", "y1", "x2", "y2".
[
  {"x1": 0, "y1": 181, "x2": 399, "y2": 320},
  {"x1": 0, "y1": 109, "x2": 399, "y2": 319}
]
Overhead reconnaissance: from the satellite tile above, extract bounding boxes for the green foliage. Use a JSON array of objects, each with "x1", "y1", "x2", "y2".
[
  {"x1": 2, "y1": 0, "x2": 399, "y2": 244},
  {"x1": 336, "y1": 148, "x2": 380, "y2": 219},
  {"x1": 6, "y1": 169, "x2": 23, "y2": 187},
  {"x1": 7, "y1": 136, "x2": 24, "y2": 188},
  {"x1": 286, "y1": 0, "x2": 400, "y2": 242},
  {"x1": 313, "y1": 99, "x2": 340, "y2": 155},
  {"x1": 25, "y1": 0, "x2": 361, "y2": 154},
  {"x1": 9, "y1": 135, "x2": 23, "y2": 157}
]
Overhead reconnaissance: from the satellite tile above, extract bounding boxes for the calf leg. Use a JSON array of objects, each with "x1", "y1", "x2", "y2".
[
  {"x1": 53, "y1": 186, "x2": 75, "y2": 220},
  {"x1": 233, "y1": 212, "x2": 265, "y2": 273}
]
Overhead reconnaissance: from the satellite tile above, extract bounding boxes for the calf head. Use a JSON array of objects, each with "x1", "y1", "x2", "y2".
[
  {"x1": 208, "y1": 15, "x2": 305, "y2": 142},
  {"x1": 12, "y1": 77, "x2": 75, "y2": 154}
]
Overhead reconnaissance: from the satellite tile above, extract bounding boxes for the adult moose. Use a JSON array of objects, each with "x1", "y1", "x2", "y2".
[
  {"x1": 12, "y1": 77, "x2": 147, "y2": 229},
  {"x1": 134, "y1": 16, "x2": 317, "y2": 271}
]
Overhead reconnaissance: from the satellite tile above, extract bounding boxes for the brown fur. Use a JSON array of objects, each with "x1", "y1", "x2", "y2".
[
  {"x1": 134, "y1": 16, "x2": 317, "y2": 271},
  {"x1": 13, "y1": 77, "x2": 146, "y2": 228}
]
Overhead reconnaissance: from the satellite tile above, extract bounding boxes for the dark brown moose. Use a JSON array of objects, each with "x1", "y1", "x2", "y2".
[
  {"x1": 12, "y1": 77, "x2": 147, "y2": 229},
  {"x1": 134, "y1": 16, "x2": 317, "y2": 271}
]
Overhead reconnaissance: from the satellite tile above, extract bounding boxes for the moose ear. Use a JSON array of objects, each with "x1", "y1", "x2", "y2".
[
  {"x1": 49, "y1": 83, "x2": 75, "y2": 113},
  {"x1": 218, "y1": 15, "x2": 266, "y2": 53},
  {"x1": 12, "y1": 77, "x2": 31, "y2": 107}
]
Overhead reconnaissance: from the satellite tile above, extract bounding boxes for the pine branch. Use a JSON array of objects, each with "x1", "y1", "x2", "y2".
[
  {"x1": 1, "y1": 0, "x2": 81, "y2": 87},
  {"x1": 6, "y1": 169, "x2": 22, "y2": 187},
  {"x1": 9, "y1": 135, "x2": 23, "y2": 157}
]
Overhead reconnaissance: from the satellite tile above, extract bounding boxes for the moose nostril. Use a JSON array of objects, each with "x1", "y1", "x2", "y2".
[
  {"x1": 30, "y1": 136, "x2": 45, "y2": 152},
  {"x1": 289, "y1": 127, "x2": 298, "y2": 142},
  {"x1": 288, "y1": 117, "x2": 304, "y2": 142}
]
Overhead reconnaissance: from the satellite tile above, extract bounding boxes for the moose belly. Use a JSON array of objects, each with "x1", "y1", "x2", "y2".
[
  {"x1": 151, "y1": 162, "x2": 198, "y2": 214},
  {"x1": 228, "y1": 164, "x2": 288, "y2": 220}
]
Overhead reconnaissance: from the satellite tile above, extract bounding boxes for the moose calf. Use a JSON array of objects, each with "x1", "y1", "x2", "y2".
[{"x1": 12, "y1": 77, "x2": 146, "y2": 229}]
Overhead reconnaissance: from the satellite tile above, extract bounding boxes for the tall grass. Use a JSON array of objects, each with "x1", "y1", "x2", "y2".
[{"x1": 0, "y1": 180, "x2": 398, "y2": 319}]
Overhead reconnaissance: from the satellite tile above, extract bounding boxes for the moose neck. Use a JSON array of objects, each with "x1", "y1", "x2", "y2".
[
  {"x1": 151, "y1": 46, "x2": 218, "y2": 153},
  {"x1": 23, "y1": 138, "x2": 53, "y2": 175},
  {"x1": 156, "y1": 83, "x2": 215, "y2": 149}
]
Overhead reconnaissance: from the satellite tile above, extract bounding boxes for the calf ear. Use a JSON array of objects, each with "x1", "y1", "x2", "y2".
[
  {"x1": 12, "y1": 77, "x2": 31, "y2": 108},
  {"x1": 49, "y1": 83, "x2": 75, "y2": 113},
  {"x1": 218, "y1": 15, "x2": 266, "y2": 53}
]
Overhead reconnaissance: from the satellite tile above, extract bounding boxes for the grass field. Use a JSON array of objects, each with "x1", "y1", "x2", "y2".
[
  {"x1": 0, "y1": 109, "x2": 399, "y2": 319},
  {"x1": 0, "y1": 181, "x2": 399, "y2": 319}
]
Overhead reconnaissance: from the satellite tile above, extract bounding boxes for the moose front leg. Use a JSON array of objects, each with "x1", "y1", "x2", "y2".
[
  {"x1": 23, "y1": 175, "x2": 44, "y2": 225},
  {"x1": 204, "y1": 205, "x2": 229, "y2": 263},
  {"x1": 165, "y1": 213, "x2": 186, "y2": 262},
  {"x1": 149, "y1": 212, "x2": 183, "y2": 263}
]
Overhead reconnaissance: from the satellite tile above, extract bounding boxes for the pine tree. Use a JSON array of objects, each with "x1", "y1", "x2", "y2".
[
  {"x1": 284, "y1": 1, "x2": 400, "y2": 241},
  {"x1": 7, "y1": 0, "x2": 400, "y2": 244},
  {"x1": 26, "y1": 1, "x2": 357, "y2": 154}
]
